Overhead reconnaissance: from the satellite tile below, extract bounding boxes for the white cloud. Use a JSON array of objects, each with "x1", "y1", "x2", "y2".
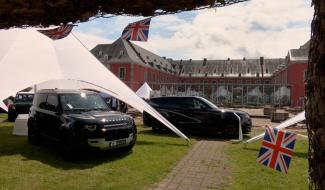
[
  {"x1": 76, "y1": 0, "x2": 313, "y2": 59},
  {"x1": 137, "y1": 0, "x2": 313, "y2": 59}
]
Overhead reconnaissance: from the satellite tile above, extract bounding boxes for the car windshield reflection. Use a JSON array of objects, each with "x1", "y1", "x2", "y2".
[
  {"x1": 60, "y1": 93, "x2": 110, "y2": 112},
  {"x1": 198, "y1": 97, "x2": 219, "y2": 110}
]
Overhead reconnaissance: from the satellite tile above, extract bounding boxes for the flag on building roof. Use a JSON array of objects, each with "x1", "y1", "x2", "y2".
[
  {"x1": 257, "y1": 126, "x2": 297, "y2": 174},
  {"x1": 38, "y1": 25, "x2": 73, "y2": 40},
  {"x1": 121, "y1": 18, "x2": 151, "y2": 41}
]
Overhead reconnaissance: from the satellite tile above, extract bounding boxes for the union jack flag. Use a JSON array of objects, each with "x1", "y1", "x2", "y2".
[
  {"x1": 257, "y1": 127, "x2": 297, "y2": 174},
  {"x1": 121, "y1": 18, "x2": 151, "y2": 41},
  {"x1": 38, "y1": 25, "x2": 73, "y2": 40}
]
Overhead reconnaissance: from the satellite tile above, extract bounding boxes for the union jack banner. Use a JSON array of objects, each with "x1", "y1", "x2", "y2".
[
  {"x1": 38, "y1": 25, "x2": 73, "y2": 40},
  {"x1": 257, "y1": 127, "x2": 297, "y2": 174},
  {"x1": 121, "y1": 18, "x2": 151, "y2": 41}
]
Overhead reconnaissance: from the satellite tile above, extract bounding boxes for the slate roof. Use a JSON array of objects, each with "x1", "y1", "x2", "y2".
[
  {"x1": 91, "y1": 39, "x2": 285, "y2": 78},
  {"x1": 91, "y1": 38, "x2": 180, "y2": 74},
  {"x1": 173, "y1": 58, "x2": 284, "y2": 77}
]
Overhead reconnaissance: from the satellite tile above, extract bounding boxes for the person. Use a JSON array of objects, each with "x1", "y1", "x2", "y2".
[
  {"x1": 110, "y1": 97, "x2": 118, "y2": 111},
  {"x1": 119, "y1": 101, "x2": 128, "y2": 113}
]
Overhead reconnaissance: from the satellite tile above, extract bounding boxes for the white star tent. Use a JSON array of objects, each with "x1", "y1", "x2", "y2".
[
  {"x1": 0, "y1": 29, "x2": 189, "y2": 141},
  {"x1": 136, "y1": 82, "x2": 152, "y2": 99}
]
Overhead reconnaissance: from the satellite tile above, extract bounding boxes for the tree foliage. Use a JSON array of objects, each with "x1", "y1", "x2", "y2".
[{"x1": 0, "y1": 0, "x2": 248, "y2": 29}]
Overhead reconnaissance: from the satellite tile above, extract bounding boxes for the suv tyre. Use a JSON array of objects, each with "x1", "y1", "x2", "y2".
[{"x1": 223, "y1": 123, "x2": 239, "y2": 139}]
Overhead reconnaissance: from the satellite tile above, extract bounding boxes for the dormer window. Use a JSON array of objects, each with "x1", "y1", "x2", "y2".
[
  {"x1": 247, "y1": 68, "x2": 250, "y2": 73},
  {"x1": 205, "y1": 73, "x2": 208, "y2": 77},
  {"x1": 256, "y1": 73, "x2": 260, "y2": 77},
  {"x1": 266, "y1": 68, "x2": 269, "y2": 74},
  {"x1": 98, "y1": 51, "x2": 103, "y2": 56}
]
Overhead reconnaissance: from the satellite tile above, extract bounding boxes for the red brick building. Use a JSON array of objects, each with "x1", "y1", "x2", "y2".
[
  {"x1": 91, "y1": 39, "x2": 308, "y2": 107},
  {"x1": 271, "y1": 41, "x2": 309, "y2": 107}
]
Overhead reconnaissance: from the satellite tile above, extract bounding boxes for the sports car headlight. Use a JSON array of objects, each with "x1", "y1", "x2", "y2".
[{"x1": 84, "y1": 124, "x2": 97, "y2": 131}]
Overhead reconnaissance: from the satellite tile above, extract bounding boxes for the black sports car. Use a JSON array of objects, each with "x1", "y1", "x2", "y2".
[{"x1": 143, "y1": 96, "x2": 251, "y2": 138}]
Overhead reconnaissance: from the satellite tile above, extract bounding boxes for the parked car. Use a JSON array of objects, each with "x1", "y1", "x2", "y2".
[
  {"x1": 8, "y1": 92, "x2": 34, "y2": 122},
  {"x1": 143, "y1": 96, "x2": 252, "y2": 138},
  {"x1": 28, "y1": 89, "x2": 137, "y2": 155}
]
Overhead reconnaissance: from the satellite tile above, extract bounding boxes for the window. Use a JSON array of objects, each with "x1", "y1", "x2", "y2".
[
  {"x1": 187, "y1": 98, "x2": 208, "y2": 110},
  {"x1": 36, "y1": 93, "x2": 47, "y2": 109},
  {"x1": 46, "y1": 94, "x2": 58, "y2": 112},
  {"x1": 119, "y1": 68, "x2": 126, "y2": 79},
  {"x1": 98, "y1": 51, "x2": 102, "y2": 56},
  {"x1": 247, "y1": 68, "x2": 250, "y2": 73},
  {"x1": 256, "y1": 73, "x2": 260, "y2": 77}
]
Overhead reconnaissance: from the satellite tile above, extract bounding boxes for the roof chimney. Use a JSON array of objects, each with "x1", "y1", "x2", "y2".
[{"x1": 260, "y1": 56, "x2": 264, "y2": 78}]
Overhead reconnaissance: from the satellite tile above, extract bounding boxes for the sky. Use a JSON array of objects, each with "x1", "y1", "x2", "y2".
[{"x1": 74, "y1": 0, "x2": 313, "y2": 60}]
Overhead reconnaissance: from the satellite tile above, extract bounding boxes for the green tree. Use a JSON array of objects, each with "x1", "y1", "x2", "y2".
[{"x1": 306, "y1": 0, "x2": 325, "y2": 189}]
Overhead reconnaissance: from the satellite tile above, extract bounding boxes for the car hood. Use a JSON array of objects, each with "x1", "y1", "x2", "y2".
[
  {"x1": 66, "y1": 111, "x2": 131, "y2": 123},
  {"x1": 13, "y1": 102, "x2": 32, "y2": 107},
  {"x1": 220, "y1": 109, "x2": 249, "y2": 116}
]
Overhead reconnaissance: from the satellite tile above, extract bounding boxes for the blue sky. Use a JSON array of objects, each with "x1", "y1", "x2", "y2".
[{"x1": 74, "y1": 0, "x2": 313, "y2": 60}]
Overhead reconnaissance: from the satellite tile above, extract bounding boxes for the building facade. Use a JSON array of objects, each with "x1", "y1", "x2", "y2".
[{"x1": 91, "y1": 39, "x2": 308, "y2": 107}]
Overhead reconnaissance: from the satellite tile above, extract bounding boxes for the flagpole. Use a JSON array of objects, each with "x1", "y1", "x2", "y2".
[{"x1": 71, "y1": 32, "x2": 90, "y2": 51}]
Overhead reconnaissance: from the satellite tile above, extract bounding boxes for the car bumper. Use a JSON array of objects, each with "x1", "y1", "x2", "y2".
[{"x1": 87, "y1": 133, "x2": 135, "y2": 150}]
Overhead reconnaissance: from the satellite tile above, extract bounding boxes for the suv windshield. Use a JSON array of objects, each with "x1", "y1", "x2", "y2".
[
  {"x1": 198, "y1": 97, "x2": 219, "y2": 110},
  {"x1": 15, "y1": 94, "x2": 34, "y2": 103},
  {"x1": 60, "y1": 93, "x2": 110, "y2": 112}
]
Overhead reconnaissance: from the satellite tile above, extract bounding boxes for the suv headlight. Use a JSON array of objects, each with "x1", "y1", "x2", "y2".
[
  {"x1": 127, "y1": 119, "x2": 134, "y2": 126},
  {"x1": 84, "y1": 124, "x2": 97, "y2": 131}
]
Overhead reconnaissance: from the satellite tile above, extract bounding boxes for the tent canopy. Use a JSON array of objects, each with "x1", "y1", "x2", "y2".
[
  {"x1": 136, "y1": 82, "x2": 152, "y2": 99},
  {"x1": 0, "y1": 29, "x2": 189, "y2": 141}
]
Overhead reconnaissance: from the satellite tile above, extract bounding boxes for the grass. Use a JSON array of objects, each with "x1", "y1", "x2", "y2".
[
  {"x1": 0, "y1": 114, "x2": 194, "y2": 190},
  {"x1": 227, "y1": 129, "x2": 309, "y2": 190}
]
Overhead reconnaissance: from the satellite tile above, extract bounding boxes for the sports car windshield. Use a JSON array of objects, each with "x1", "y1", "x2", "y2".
[{"x1": 60, "y1": 93, "x2": 110, "y2": 111}]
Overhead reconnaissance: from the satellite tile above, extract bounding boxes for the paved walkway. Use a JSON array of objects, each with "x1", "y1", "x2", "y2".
[{"x1": 151, "y1": 140, "x2": 230, "y2": 190}]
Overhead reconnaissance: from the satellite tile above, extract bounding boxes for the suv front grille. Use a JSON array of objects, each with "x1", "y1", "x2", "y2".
[
  {"x1": 104, "y1": 123, "x2": 128, "y2": 128},
  {"x1": 105, "y1": 128, "x2": 131, "y2": 141}
]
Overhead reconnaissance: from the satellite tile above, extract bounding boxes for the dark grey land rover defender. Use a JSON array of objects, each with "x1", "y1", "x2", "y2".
[{"x1": 28, "y1": 89, "x2": 137, "y2": 155}]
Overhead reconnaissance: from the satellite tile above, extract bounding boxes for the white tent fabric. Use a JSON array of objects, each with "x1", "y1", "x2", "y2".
[
  {"x1": 136, "y1": 82, "x2": 152, "y2": 99},
  {"x1": 244, "y1": 111, "x2": 305, "y2": 144},
  {"x1": 0, "y1": 29, "x2": 189, "y2": 141},
  {"x1": 247, "y1": 87, "x2": 262, "y2": 97},
  {"x1": 216, "y1": 86, "x2": 228, "y2": 97}
]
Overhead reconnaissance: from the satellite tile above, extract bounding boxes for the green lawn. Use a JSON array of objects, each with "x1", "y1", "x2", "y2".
[
  {"x1": 0, "y1": 114, "x2": 194, "y2": 190},
  {"x1": 227, "y1": 130, "x2": 309, "y2": 190}
]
